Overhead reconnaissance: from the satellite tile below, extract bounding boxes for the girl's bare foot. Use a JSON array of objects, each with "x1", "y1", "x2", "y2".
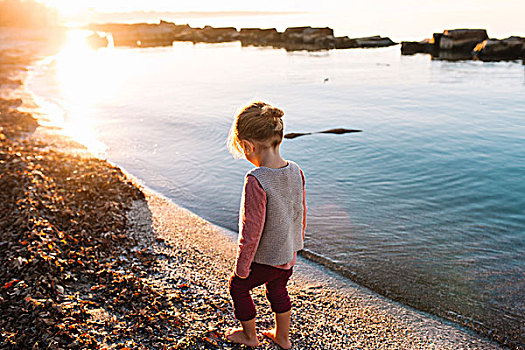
[
  {"x1": 226, "y1": 328, "x2": 260, "y2": 347},
  {"x1": 262, "y1": 329, "x2": 292, "y2": 349}
]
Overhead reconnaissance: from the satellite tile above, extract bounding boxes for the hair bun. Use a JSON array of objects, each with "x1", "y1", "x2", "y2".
[{"x1": 261, "y1": 105, "x2": 284, "y2": 119}]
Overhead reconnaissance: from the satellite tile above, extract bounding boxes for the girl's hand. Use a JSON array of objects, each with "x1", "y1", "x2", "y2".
[{"x1": 233, "y1": 271, "x2": 249, "y2": 279}]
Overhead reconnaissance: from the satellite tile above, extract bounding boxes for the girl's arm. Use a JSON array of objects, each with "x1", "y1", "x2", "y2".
[
  {"x1": 300, "y1": 169, "x2": 307, "y2": 240},
  {"x1": 234, "y1": 175, "x2": 266, "y2": 278}
]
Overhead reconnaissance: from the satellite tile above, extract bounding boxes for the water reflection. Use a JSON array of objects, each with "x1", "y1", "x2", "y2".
[{"x1": 38, "y1": 29, "x2": 120, "y2": 155}]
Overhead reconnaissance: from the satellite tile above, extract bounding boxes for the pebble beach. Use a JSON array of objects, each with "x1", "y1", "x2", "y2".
[
  {"x1": 0, "y1": 32, "x2": 511, "y2": 349},
  {"x1": 128, "y1": 190, "x2": 507, "y2": 349}
]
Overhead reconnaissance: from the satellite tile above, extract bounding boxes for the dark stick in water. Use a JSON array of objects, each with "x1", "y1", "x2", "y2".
[
  {"x1": 284, "y1": 132, "x2": 312, "y2": 139},
  {"x1": 284, "y1": 128, "x2": 362, "y2": 139}
]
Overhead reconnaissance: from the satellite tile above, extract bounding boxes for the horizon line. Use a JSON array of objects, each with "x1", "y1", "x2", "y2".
[{"x1": 83, "y1": 10, "x2": 309, "y2": 16}]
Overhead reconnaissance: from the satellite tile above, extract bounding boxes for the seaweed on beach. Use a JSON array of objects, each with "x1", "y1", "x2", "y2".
[
  {"x1": 0, "y1": 88, "x2": 239, "y2": 349},
  {"x1": 0, "y1": 98, "x2": 39, "y2": 139},
  {"x1": 0, "y1": 100, "x2": 188, "y2": 348}
]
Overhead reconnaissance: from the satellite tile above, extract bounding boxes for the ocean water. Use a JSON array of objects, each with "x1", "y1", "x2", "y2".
[{"x1": 25, "y1": 29, "x2": 525, "y2": 346}]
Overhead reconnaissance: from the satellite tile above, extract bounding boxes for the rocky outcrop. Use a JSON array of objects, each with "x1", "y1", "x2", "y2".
[
  {"x1": 438, "y1": 29, "x2": 488, "y2": 51},
  {"x1": 334, "y1": 36, "x2": 355, "y2": 49},
  {"x1": 274, "y1": 36, "x2": 397, "y2": 52},
  {"x1": 283, "y1": 27, "x2": 334, "y2": 43},
  {"x1": 275, "y1": 28, "x2": 396, "y2": 51},
  {"x1": 400, "y1": 29, "x2": 525, "y2": 62},
  {"x1": 239, "y1": 28, "x2": 282, "y2": 45},
  {"x1": 199, "y1": 26, "x2": 239, "y2": 43},
  {"x1": 170, "y1": 24, "x2": 198, "y2": 41},
  {"x1": 351, "y1": 36, "x2": 396, "y2": 48},
  {"x1": 273, "y1": 27, "x2": 336, "y2": 50},
  {"x1": 401, "y1": 29, "x2": 488, "y2": 57},
  {"x1": 473, "y1": 36, "x2": 525, "y2": 61},
  {"x1": 400, "y1": 39, "x2": 435, "y2": 55},
  {"x1": 334, "y1": 36, "x2": 397, "y2": 49},
  {"x1": 88, "y1": 20, "x2": 396, "y2": 51},
  {"x1": 90, "y1": 21, "x2": 186, "y2": 47},
  {"x1": 174, "y1": 26, "x2": 240, "y2": 43}
]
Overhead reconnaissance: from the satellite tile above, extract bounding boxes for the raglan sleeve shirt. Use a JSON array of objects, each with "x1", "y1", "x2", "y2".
[
  {"x1": 234, "y1": 175, "x2": 267, "y2": 278},
  {"x1": 234, "y1": 169, "x2": 307, "y2": 278}
]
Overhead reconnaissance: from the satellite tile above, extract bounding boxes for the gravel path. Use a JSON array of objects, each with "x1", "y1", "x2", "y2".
[{"x1": 127, "y1": 190, "x2": 506, "y2": 349}]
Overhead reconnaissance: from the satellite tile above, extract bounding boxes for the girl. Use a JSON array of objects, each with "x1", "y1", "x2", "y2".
[{"x1": 226, "y1": 101, "x2": 307, "y2": 348}]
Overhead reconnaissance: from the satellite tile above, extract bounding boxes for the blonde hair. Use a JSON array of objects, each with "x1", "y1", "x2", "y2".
[{"x1": 227, "y1": 101, "x2": 285, "y2": 158}]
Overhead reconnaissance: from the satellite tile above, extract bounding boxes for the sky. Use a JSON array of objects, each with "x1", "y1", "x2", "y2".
[
  {"x1": 39, "y1": 0, "x2": 524, "y2": 14},
  {"x1": 39, "y1": 0, "x2": 525, "y2": 39}
]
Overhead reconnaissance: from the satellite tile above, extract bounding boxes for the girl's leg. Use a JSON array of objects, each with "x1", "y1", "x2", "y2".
[
  {"x1": 262, "y1": 267, "x2": 293, "y2": 349},
  {"x1": 262, "y1": 310, "x2": 292, "y2": 349},
  {"x1": 227, "y1": 264, "x2": 268, "y2": 346},
  {"x1": 225, "y1": 318, "x2": 259, "y2": 347},
  {"x1": 229, "y1": 274, "x2": 258, "y2": 321}
]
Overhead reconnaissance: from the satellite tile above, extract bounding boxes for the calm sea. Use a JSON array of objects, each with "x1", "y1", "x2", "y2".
[{"x1": 25, "y1": 22, "x2": 525, "y2": 346}]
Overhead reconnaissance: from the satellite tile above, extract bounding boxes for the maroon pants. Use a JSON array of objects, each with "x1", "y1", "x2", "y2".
[{"x1": 229, "y1": 262, "x2": 293, "y2": 321}]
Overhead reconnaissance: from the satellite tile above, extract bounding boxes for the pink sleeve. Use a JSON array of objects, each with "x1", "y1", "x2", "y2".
[
  {"x1": 300, "y1": 169, "x2": 307, "y2": 240},
  {"x1": 235, "y1": 175, "x2": 266, "y2": 278}
]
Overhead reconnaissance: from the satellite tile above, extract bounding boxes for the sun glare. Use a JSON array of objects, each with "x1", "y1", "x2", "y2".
[{"x1": 42, "y1": 29, "x2": 130, "y2": 155}]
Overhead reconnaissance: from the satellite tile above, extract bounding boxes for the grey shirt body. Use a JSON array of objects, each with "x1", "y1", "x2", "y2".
[{"x1": 246, "y1": 160, "x2": 305, "y2": 266}]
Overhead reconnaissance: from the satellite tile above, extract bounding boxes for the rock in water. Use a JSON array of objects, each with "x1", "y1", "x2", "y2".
[
  {"x1": 439, "y1": 29, "x2": 488, "y2": 51},
  {"x1": 352, "y1": 36, "x2": 397, "y2": 48},
  {"x1": 401, "y1": 39, "x2": 436, "y2": 55},
  {"x1": 239, "y1": 28, "x2": 282, "y2": 45},
  {"x1": 88, "y1": 21, "x2": 397, "y2": 52},
  {"x1": 283, "y1": 26, "x2": 334, "y2": 42},
  {"x1": 284, "y1": 128, "x2": 362, "y2": 139},
  {"x1": 473, "y1": 36, "x2": 525, "y2": 61},
  {"x1": 318, "y1": 128, "x2": 362, "y2": 134},
  {"x1": 279, "y1": 26, "x2": 336, "y2": 50},
  {"x1": 200, "y1": 26, "x2": 239, "y2": 42},
  {"x1": 91, "y1": 21, "x2": 183, "y2": 47},
  {"x1": 397, "y1": 29, "x2": 525, "y2": 61},
  {"x1": 334, "y1": 36, "x2": 356, "y2": 49},
  {"x1": 334, "y1": 35, "x2": 396, "y2": 49}
]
